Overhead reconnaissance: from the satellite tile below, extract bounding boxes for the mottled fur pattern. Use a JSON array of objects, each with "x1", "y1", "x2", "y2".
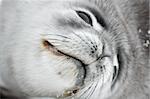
[{"x1": 0, "y1": 0, "x2": 149, "y2": 99}]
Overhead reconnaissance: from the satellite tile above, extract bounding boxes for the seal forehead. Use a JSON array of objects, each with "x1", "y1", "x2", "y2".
[{"x1": 57, "y1": 17, "x2": 89, "y2": 29}]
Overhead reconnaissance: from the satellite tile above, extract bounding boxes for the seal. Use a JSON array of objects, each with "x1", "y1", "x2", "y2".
[{"x1": 0, "y1": 0, "x2": 149, "y2": 99}]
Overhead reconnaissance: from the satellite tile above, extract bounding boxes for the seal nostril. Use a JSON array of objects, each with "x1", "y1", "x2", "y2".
[{"x1": 112, "y1": 66, "x2": 117, "y2": 81}]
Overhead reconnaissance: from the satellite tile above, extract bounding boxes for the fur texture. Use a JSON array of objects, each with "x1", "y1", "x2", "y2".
[{"x1": 0, "y1": 0, "x2": 149, "y2": 99}]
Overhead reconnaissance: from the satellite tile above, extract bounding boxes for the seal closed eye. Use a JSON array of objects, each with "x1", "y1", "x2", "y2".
[
  {"x1": 86, "y1": 7, "x2": 107, "y2": 28},
  {"x1": 76, "y1": 11, "x2": 93, "y2": 26}
]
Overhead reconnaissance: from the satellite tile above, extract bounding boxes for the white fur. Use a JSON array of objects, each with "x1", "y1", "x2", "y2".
[{"x1": 0, "y1": 0, "x2": 149, "y2": 99}]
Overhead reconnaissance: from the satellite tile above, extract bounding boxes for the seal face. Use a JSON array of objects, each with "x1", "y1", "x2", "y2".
[
  {"x1": 0, "y1": 1, "x2": 121, "y2": 98},
  {"x1": 32, "y1": 1, "x2": 121, "y2": 98},
  {"x1": 0, "y1": 0, "x2": 148, "y2": 99}
]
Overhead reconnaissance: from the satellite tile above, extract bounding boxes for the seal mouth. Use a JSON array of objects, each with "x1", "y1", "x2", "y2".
[
  {"x1": 42, "y1": 39, "x2": 65, "y2": 56},
  {"x1": 42, "y1": 39, "x2": 120, "y2": 98},
  {"x1": 42, "y1": 39, "x2": 87, "y2": 84}
]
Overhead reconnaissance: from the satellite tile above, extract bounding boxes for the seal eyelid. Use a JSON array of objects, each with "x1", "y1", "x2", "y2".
[
  {"x1": 76, "y1": 10, "x2": 93, "y2": 26},
  {"x1": 84, "y1": 6, "x2": 107, "y2": 29}
]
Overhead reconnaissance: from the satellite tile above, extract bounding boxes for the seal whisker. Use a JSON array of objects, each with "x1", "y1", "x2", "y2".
[
  {"x1": 87, "y1": 80, "x2": 98, "y2": 99},
  {"x1": 82, "y1": 32, "x2": 97, "y2": 51},
  {"x1": 72, "y1": 31, "x2": 92, "y2": 49},
  {"x1": 78, "y1": 81, "x2": 94, "y2": 98},
  {"x1": 47, "y1": 38, "x2": 70, "y2": 42},
  {"x1": 43, "y1": 34, "x2": 72, "y2": 39},
  {"x1": 109, "y1": 32, "x2": 124, "y2": 44}
]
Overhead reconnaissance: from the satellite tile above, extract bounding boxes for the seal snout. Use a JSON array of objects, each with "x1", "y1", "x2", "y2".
[{"x1": 43, "y1": 32, "x2": 104, "y2": 65}]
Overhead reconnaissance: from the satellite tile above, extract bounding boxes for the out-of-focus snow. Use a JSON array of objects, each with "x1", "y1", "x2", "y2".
[
  {"x1": 148, "y1": 30, "x2": 150, "y2": 35},
  {"x1": 138, "y1": 29, "x2": 142, "y2": 33},
  {"x1": 143, "y1": 30, "x2": 150, "y2": 47}
]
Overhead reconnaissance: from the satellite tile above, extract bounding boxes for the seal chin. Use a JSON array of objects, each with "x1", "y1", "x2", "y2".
[
  {"x1": 60, "y1": 53, "x2": 119, "y2": 99},
  {"x1": 41, "y1": 35, "x2": 121, "y2": 99}
]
